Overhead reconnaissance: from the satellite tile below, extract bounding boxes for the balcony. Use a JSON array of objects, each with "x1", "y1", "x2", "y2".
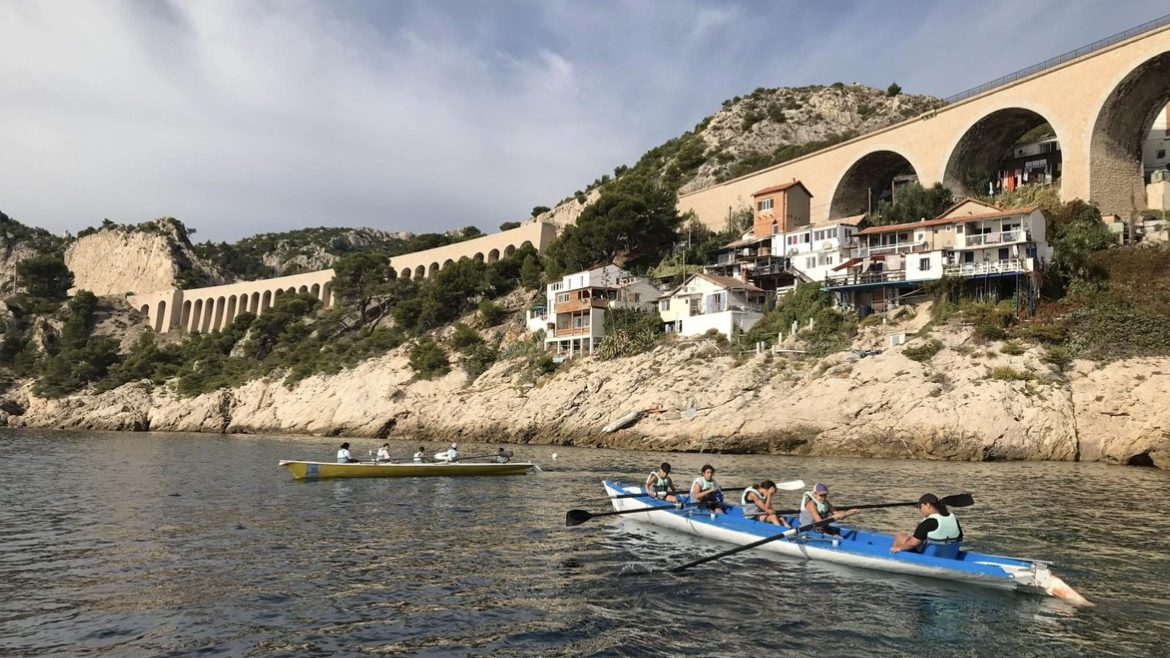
[
  {"x1": 690, "y1": 303, "x2": 764, "y2": 316},
  {"x1": 552, "y1": 325, "x2": 593, "y2": 338},
  {"x1": 823, "y1": 269, "x2": 907, "y2": 288},
  {"x1": 850, "y1": 241, "x2": 928, "y2": 259},
  {"x1": 956, "y1": 230, "x2": 1031, "y2": 249},
  {"x1": 553, "y1": 296, "x2": 610, "y2": 313},
  {"x1": 944, "y1": 258, "x2": 1029, "y2": 277}
]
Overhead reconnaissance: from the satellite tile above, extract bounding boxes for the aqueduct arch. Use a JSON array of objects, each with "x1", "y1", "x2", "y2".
[
  {"x1": 829, "y1": 150, "x2": 921, "y2": 218},
  {"x1": 1090, "y1": 51, "x2": 1170, "y2": 216},
  {"x1": 942, "y1": 107, "x2": 1061, "y2": 197}
]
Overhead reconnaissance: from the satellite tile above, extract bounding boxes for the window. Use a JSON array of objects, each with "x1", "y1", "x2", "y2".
[
  {"x1": 556, "y1": 292, "x2": 569, "y2": 303},
  {"x1": 659, "y1": 299, "x2": 670, "y2": 312},
  {"x1": 998, "y1": 247, "x2": 1010, "y2": 261},
  {"x1": 758, "y1": 198, "x2": 774, "y2": 211},
  {"x1": 963, "y1": 251, "x2": 975, "y2": 264},
  {"x1": 919, "y1": 257, "x2": 930, "y2": 271},
  {"x1": 827, "y1": 256, "x2": 834, "y2": 265},
  {"x1": 806, "y1": 257, "x2": 816, "y2": 269},
  {"x1": 1158, "y1": 149, "x2": 1166, "y2": 160},
  {"x1": 632, "y1": 293, "x2": 641, "y2": 303}
]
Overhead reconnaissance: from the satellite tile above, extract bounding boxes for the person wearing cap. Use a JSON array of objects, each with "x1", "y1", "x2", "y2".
[
  {"x1": 446, "y1": 443, "x2": 459, "y2": 462},
  {"x1": 644, "y1": 462, "x2": 679, "y2": 503},
  {"x1": 799, "y1": 483, "x2": 857, "y2": 531},
  {"x1": 690, "y1": 464, "x2": 727, "y2": 514},
  {"x1": 336, "y1": 442, "x2": 360, "y2": 463},
  {"x1": 891, "y1": 493, "x2": 963, "y2": 554},
  {"x1": 376, "y1": 443, "x2": 392, "y2": 462},
  {"x1": 741, "y1": 480, "x2": 790, "y2": 527}
]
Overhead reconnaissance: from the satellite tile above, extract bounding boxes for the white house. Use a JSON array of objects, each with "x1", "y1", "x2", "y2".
[
  {"x1": 773, "y1": 215, "x2": 864, "y2": 283},
  {"x1": 659, "y1": 272, "x2": 766, "y2": 338},
  {"x1": 526, "y1": 265, "x2": 660, "y2": 355}
]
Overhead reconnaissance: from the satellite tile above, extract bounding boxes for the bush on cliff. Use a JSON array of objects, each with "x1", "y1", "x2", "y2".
[
  {"x1": 33, "y1": 292, "x2": 122, "y2": 398},
  {"x1": 409, "y1": 338, "x2": 449, "y2": 379},
  {"x1": 743, "y1": 283, "x2": 854, "y2": 355}
]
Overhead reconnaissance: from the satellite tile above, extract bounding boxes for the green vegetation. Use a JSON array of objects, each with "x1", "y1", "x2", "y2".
[
  {"x1": 903, "y1": 339, "x2": 944, "y2": 362},
  {"x1": 886, "y1": 82, "x2": 902, "y2": 97},
  {"x1": 408, "y1": 337, "x2": 450, "y2": 379},
  {"x1": 868, "y1": 182, "x2": 955, "y2": 226},
  {"x1": 999, "y1": 341, "x2": 1025, "y2": 356},
  {"x1": 988, "y1": 366, "x2": 1035, "y2": 382},
  {"x1": 16, "y1": 255, "x2": 73, "y2": 306},
  {"x1": 743, "y1": 283, "x2": 854, "y2": 356},
  {"x1": 595, "y1": 308, "x2": 662, "y2": 360}
]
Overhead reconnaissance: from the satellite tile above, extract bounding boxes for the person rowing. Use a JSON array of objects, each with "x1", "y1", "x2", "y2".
[
  {"x1": 376, "y1": 443, "x2": 392, "y2": 462},
  {"x1": 445, "y1": 443, "x2": 459, "y2": 462},
  {"x1": 496, "y1": 448, "x2": 511, "y2": 464},
  {"x1": 741, "y1": 480, "x2": 790, "y2": 527},
  {"x1": 336, "y1": 442, "x2": 360, "y2": 464},
  {"x1": 890, "y1": 493, "x2": 963, "y2": 554},
  {"x1": 413, "y1": 446, "x2": 427, "y2": 463},
  {"x1": 690, "y1": 464, "x2": 727, "y2": 514},
  {"x1": 799, "y1": 483, "x2": 857, "y2": 534},
  {"x1": 644, "y1": 462, "x2": 679, "y2": 503}
]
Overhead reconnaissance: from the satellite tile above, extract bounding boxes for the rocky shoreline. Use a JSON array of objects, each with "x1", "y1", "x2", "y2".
[{"x1": 2, "y1": 325, "x2": 1167, "y2": 470}]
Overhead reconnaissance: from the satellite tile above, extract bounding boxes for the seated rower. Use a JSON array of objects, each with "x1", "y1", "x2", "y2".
[
  {"x1": 376, "y1": 443, "x2": 392, "y2": 462},
  {"x1": 413, "y1": 446, "x2": 427, "y2": 463},
  {"x1": 336, "y1": 442, "x2": 360, "y2": 464},
  {"x1": 799, "y1": 483, "x2": 857, "y2": 533},
  {"x1": 890, "y1": 493, "x2": 963, "y2": 554},
  {"x1": 691, "y1": 464, "x2": 727, "y2": 514},
  {"x1": 741, "y1": 480, "x2": 790, "y2": 527},
  {"x1": 446, "y1": 443, "x2": 459, "y2": 462},
  {"x1": 643, "y1": 462, "x2": 679, "y2": 503},
  {"x1": 496, "y1": 448, "x2": 511, "y2": 464}
]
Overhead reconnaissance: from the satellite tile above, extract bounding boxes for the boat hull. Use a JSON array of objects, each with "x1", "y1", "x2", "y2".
[
  {"x1": 602, "y1": 480, "x2": 1088, "y2": 604},
  {"x1": 280, "y1": 460, "x2": 535, "y2": 479}
]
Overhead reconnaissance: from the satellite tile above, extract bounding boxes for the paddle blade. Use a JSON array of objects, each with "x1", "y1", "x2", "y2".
[
  {"x1": 565, "y1": 509, "x2": 594, "y2": 526},
  {"x1": 940, "y1": 493, "x2": 975, "y2": 508},
  {"x1": 775, "y1": 480, "x2": 805, "y2": 491}
]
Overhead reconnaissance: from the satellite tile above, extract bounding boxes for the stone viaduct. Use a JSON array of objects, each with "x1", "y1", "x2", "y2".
[
  {"x1": 679, "y1": 15, "x2": 1170, "y2": 229},
  {"x1": 130, "y1": 221, "x2": 556, "y2": 334}
]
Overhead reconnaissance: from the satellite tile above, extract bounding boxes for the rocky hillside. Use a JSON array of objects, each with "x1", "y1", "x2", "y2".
[
  {"x1": 0, "y1": 210, "x2": 68, "y2": 293},
  {"x1": 66, "y1": 218, "x2": 227, "y2": 295},
  {"x1": 192, "y1": 226, "x2": 416, "y2": 281}
]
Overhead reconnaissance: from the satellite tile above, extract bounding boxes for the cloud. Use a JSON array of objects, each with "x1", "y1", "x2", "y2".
[{"x1": 0, "y1": 0, "x2": 1166, "y2": 241}]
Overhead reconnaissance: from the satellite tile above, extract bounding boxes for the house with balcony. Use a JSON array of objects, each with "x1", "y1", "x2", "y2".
[
  {"x1": 526, "y1": 265, "x2": 660, "y2": 355},
  {"x1": 659, "y1": 273, "x2": 766, "y2": 338},
  {"x1": 822, "y1": 199, "x2": 1052, "y2": 313},
  {"x1": 705, "y1": 233, "x2": 796, "y2": 291},
  {"x1": 774, "y1": 215, "x2": 865, "y2": 283}
]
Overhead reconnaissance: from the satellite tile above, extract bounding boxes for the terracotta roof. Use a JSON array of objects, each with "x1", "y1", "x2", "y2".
[
  {"x1": 752, "y1": 180, "x2": 813, "y2": 198},
  {"x1": 936, "y1": 197, "x2": 1002, "y2": 219},
  {"x1": 857, "y1": 206, "x2": 1039, "y2": 236},
  {"x1": 667, "y1": 272, "x2": 763, "y2": 297},
  {"x1": 807, "y1": 214, "x2": 865, "y2": 228}
]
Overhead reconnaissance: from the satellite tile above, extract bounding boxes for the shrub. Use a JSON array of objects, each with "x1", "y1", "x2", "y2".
[
  {"x1": 1043, "y1": 346, "x2": 1074, "y2": 371},
  {"x1": 989, "y1": 366, "x2": 1035, "y2": 381},
  {"x1": 903, "y1": 339, "x2": 943, "y2": 363},
  {"x1": 999, "y1": 341, "x2": 1025, "y2": 356},
  {"x1": 450, "y1": 323, "x2": 483, "y2": 350},
  {"x1": 886, "y1": 82, "x2": 902, "y2": 97},
  {"x1": 534, "y1": 353, "x2": 557, "y2": 374},
  {"x1": 478, "y1": 300, "x2": 506, "y2": 326},
  {"x1": 408, "y1": 338, "x2": 449, "y2": 380},
  {"x1": 461, "y1": 342, "x2": 498, "y2": 381}
]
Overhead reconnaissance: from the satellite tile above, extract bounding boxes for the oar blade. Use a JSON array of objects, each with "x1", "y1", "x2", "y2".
[
  {"x1": 565, "y1": 509, "x2": 594, "y2": 526},
  {"x1": 941, "y1": 493, "x2": 975, "y2": 508},
  {"x1": 775, "y1": 479, "x2": 805, "y2": 491}
]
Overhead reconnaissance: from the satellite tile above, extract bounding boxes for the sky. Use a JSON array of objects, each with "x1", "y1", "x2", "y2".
[{"x1": 0, "y1": 0, "x2": 1166, "y2": 242}]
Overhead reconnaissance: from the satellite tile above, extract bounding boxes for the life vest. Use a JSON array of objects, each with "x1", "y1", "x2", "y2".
[
  {"x1": 799, "y1": 491, "x2": 830, "y2": 525},
  {"x1": 649, "y1": 471, "x2": 673, "y2": 493},
  {"x1": 692, "y1": 476, "x2": 719, "y2": 493},
  {"x1": 337, "y1": 449, "x2": 352, "y2": 463},
  {"x1": 740, "y1": 486, "x2": 762, "y2": 507},
  {"x1": 926, "y1": 513, "x2": 963, "y2": 543}
]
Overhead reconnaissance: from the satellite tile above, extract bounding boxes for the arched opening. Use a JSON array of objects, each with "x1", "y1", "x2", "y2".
[
  {"x1": 311, "y1": 283, "x2": 321, "y2": 300},
  {"x1": 442, "y1": 258, "x2": 454, "y2": 269},
  {"x1": 1090, "y1": 52, "x2": 1170, "y2": 219},
  {"x1": 487, "y1": 249, "x2": 500, "y2": 264},
  {"x1": 400, "y1": 267, "x2": 412, "y2": 280},
  {"x1": 429, "y1": 262, "x2": 440, "y2": 277},
  {"x1": 474, "y1": 253, "x2": 484, "y2": 263},
  {"x1": 503, "y1": 245, "x2": 516, "y2": 257},
  {"x1": 225, "y1": 296, "x2": 237, "y2": 328},
  {"x1": 321, "y1": 282, "x2": 332, "y2": 307},
  {"x1": 155, "y1": 301, "x2": 167, "y2": 332},
  {"x1": 250, "y1": 292, "x2": 260, "y2": 313},
  {"x1": 520, "y1": 240, "x2": 534, "y2": 251},
  {"x1": 943, "y1": 107, "x2": 1061, "y2": 198},
  {"x1": 829, "y1": 150, "x2": 920, "y2": 218},
  {"x1": 191, "y1": 300, "x2": 203, "y2": 332},
  {"x1": 261, "y1": 290, "x2": 272, "y2": 313},
  {"x1": 181, "y1": 300, "x2": 192, "y2": 330},
  {"x1": 139, "y1": 304, "x2": 150, "y2": 316},
  {"x1": 286, "y1": 287, "x2": 296, "y2": 295},
  {"x1": 415, "y1": 265, "x2": 426, "y2": 279},
  {"x1": 206, "y1": 298, "x2": 221, "y2": 332},
  {"x1": 298, "y1": 285, "x2": 308, "y2": 294}
]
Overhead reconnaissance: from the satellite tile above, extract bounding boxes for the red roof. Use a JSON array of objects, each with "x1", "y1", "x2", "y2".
[
  {"x1": 752, "y1": 181, "x2": 813, "y2": 198},
  {"x1": 857, "y1": 206, "x2": 1039, "y2": 236}
]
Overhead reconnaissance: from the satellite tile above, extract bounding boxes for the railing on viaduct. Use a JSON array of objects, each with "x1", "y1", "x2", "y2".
[{"x1": 129, "y1": 221, "x2": 558, "y2": 334}]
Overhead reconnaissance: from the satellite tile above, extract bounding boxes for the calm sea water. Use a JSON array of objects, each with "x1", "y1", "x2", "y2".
[{"x1": 1, "y1": 429, "x2": 1168, "y2": 657}]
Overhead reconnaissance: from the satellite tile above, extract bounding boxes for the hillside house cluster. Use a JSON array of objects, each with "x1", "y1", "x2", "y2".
[{"x1": 527, "y1": 180, "x2": 1055, "y2": 354}]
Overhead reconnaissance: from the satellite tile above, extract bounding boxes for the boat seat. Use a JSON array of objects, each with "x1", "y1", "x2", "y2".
[{"x1": 922, "y1": 543, "x2": 961, "y2": 559}]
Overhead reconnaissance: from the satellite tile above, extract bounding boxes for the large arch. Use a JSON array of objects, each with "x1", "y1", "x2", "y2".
[
  {"x1": 1090, "y1": 52, "x2": 1170, "y2": 218},
  {"x1": 829, "y1": 150, "x2": 920, "y2": 218},
  {"x1": 942, "y1": 107, "x2": 1060, "y2": 197}
]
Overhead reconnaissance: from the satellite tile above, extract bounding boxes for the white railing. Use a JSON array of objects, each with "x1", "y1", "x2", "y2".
[
  {"x1": 851, "y1": 241, "x2": 927, "y2": 258},
  {"x1": 957, "y1": 230, "x2": 1030, "y2": 248},
  {"x1": 944, "y1": 259, "x2": 1029, "y2": 276}
]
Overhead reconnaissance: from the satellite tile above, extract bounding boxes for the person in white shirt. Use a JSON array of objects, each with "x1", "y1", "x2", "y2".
[
  {"x1": 495, "y1": 448, "x2": 511, "y2": 464},
  {"x1": 446, "y1": 443, "x2": 459, "y2": 462},
  {"x1": 413, "y1": 446, "x2": 426, "y2": 463},
  {"x1": 376, "y1": 444, "x2": 391, "y2": 462},
  {"x1": 336, "y1": 442, "x2": 359, "y2": 463}
]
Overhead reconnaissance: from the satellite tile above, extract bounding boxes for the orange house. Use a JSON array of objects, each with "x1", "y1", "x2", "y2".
[{"x1": 751, "y1": 181, "x2": 812, "y2": 238}]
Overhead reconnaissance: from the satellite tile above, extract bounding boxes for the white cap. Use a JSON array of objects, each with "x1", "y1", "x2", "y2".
[{"x1": 451, "y1": 443, "x2": 458, "y2": 448}]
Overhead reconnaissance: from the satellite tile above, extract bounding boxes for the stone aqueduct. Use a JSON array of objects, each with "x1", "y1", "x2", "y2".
[
  {"x1": 130, "y1": 18, "x2": 1170, "y2": 334},
  {"x1": 679, "y1": 16, "x2": 1170, "y2": 229},
  {"x1": 130, "y1": 221, "x2": 556, "y2": 334}
]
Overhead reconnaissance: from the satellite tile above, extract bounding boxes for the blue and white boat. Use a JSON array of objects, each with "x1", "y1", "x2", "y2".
[{"x1": 602, "y1": 480, "x2": 1089, "y2": 605}]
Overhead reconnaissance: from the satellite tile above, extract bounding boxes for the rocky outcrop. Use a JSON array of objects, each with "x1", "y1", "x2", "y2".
[
  {"x1": 3, "y1": 327, "x2": 1167, "y2": 469},
  {"x1": 65, "y1": 219, "x2": 226, "y2": 295}
]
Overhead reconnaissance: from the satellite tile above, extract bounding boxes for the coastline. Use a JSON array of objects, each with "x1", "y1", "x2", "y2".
[{"x1": 3, "y1": 325, "x2": 1167, "y2": 469}]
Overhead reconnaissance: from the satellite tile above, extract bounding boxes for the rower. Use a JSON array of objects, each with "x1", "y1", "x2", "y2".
[
  {"x1": 413, "y1": 446, "x2": 427, "y2": 463},
  {"x1": 644, "y1": 462, "x2": 679, "y2": 503},
  {"x1": 799, "y1": 483, "x2": 857, "y2": 534},
  {"x1": 336, "y1": 442, "x2": 360, "y2": 463},
  {"x1": 376, "y1": 443, "x2": 392, "y2": 462},
  {"x1": 446, "y1": 443, "x2": 459, "y2": 462},
  {"x1": 890, "y1": 493, "x2": 963, "y2": 555},
  {"x1": 690, "y1": 464, "x2": 726, "y2": 514},
  {"x1": 741, "y1": 480, "x2": 789, "y2": 527},
  {"x1": 496, "y1": 448, "x2": 511, "y2": 464}
]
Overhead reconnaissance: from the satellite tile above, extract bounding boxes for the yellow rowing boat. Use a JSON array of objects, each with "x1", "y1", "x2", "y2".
[{"x1": 278, "y1": 460, "x2": 537, "y2": 480}]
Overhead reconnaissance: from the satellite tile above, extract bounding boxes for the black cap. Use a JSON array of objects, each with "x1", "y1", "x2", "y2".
[
  {"x1": 660, "y1": 462, "x2": 672, "y2": 474},
  {"x1": 918, "y1": 493, "x2": 940, "y2": 507}
]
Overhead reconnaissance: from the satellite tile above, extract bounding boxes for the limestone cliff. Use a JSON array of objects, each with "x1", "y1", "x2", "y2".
[
  {"x1": 65, "y1": 218, "x2": 226, "y2": 295},
  {"x1": 3, "y1": 326, "x2": 1166, "y2": 470}
]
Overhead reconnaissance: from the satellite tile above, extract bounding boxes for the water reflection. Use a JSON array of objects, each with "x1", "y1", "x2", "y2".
[{"x1": 0, "y1": 429, "x2": 1168, "y2": 656}]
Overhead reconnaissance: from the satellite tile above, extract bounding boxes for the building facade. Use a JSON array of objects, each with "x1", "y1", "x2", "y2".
[
  {"x1": 526, "y1": 265, "x2": 660, "y2": 355},
  {"x1": 659, "y1": 272, "x2": 766, "y2": 338}
]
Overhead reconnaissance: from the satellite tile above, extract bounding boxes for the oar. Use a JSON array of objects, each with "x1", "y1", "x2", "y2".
[
  {"x1": 609, "y1": 479, "x2": 805, "y2": 500},
  {"x1": 662, "y1": 493, "x2": 975, "y2": 574},
  {"x1": 771, "y1": 492, "x2": 974, "y2": 516},
  {"x1": 566, "y1": 502, "x2": 687, "y2": 526}
]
